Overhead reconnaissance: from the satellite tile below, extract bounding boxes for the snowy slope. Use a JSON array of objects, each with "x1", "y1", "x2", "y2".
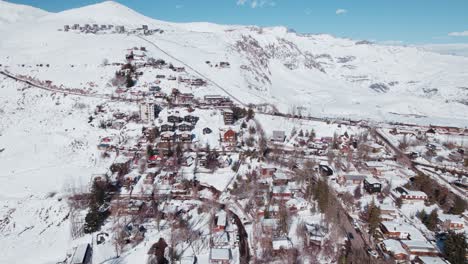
[
  {"x1": 0, "y1": 0, "x2": 49, "y2": 26},
  {"x1": 1, "y1": 1, "x2": 467, "y2": 125}
]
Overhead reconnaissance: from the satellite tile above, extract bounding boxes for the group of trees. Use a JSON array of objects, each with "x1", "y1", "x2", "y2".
[
  {"x1": 444, "y1": 232, "x2": 467, "y2": 264},
  {"x1": 84, "y1": 180, "x2": 112, "y2": 233},
  {"x1": 363, "y1": 200, "x2": 381, "y2": 236},
  {"x1": 417, "y1": 209, "x2": 438, "y2": 231}
]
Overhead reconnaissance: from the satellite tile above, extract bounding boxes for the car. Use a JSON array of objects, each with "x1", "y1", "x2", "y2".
[{"x1": 367, "y1": 248, "x2": 379, "y2": 258}]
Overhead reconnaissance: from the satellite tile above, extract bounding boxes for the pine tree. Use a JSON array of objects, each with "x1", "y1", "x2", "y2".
[
  {"x1": 450, "y1": 196, "x2": 467, "y2": 215},
  {"x1": 445, "y1": 232, "x2": 467, "y2": 264},
  {"x1": 84, "y1": 181, "x2": 110, "y2": 233},
  {"x1": 425, "y1": 209, "x2": 438, "y2": 231},
  {"x1": 366, "y1": 200, "x2": 381, "y2": 235}
]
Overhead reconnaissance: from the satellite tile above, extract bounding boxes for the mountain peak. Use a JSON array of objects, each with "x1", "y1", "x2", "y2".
[{"x1": 0, "y1": 0, "x2": 49, "y2": 25}]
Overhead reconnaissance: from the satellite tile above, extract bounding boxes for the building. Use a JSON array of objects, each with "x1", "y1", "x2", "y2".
[
  {"x1": 319, "y1": 164, "x2": 334, "y2": 176},
  {"x1": 178, "y1": 122, "x2": 194, "y2": 131},
  {"x1": 272, "y1": 186, "x2": 292, "y2": 200},
  {"x1": 380, "y1": 204, "x2": 399, "y2": 221},
  {"x1": 209, "y1": 248, "x2": 232, "y2": 264},
  {"x1": 392, "y1": 187, "x2": 427, "y2": 203},
  {"x1": 71, "y1": 244, "x2": 92, "y2": 264},
  {"x1": 437, "y1": 214, "x2": 465, "y2": 231},
  {"x1": 401, "y1": 240, "x2": 439, "y2": 257},
  {"x1": 380, "y1": 221, "x2": 425, "y2": 240},
  {"x1": 380, "y1": 239, "x2": 408, "y2": 262},
  {"x1": 272, "y1": 237, "x2": 293, "y2": 255},
  {"x1": 223, "y1": 109, "x2": 234, "y2": 125},
  {"x1": 116, "y1": 25, "x2": 125, "y2": 33},
  {"x1": 160, "y1": 123, "x2": 176, "y2": 132},
  {"x1": 222, "y1": 129, "x2": 236, "y2": 142},
  {"x1": 341, "y1": 174, "x2": 366, "y2": 185},
  {"x1": 363, "y1": 177, "x2": 382, "y2": 193},
  {"x1": 204, "y1": 95, "x2": 228, "y2": 105},
  {"x1": 414, "y1": 256, "x2": 448, "y2": 264},
  {"x1": 140, "y1": 102, "x2": 158, "y2": 123},
  {"x1": 214, "y1": 210, "x2": 228, "y2": 231},
  {"x1": 271, "y1": 131, "x2": 286, "y2": 142},
  {"x1": 260, "y1": 166, "x2": 277, "y2": 178}
]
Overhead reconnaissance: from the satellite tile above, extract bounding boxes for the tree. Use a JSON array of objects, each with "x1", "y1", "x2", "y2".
[
  {"x1": 314, "y1": 180, "x2": 329, "y2": 213},
  {"x1": 298, "y1": 129, "x2": 304, "y2": 137},
  {"x1": 353, "y1": 186, "x2": 362, "y2": 200},
  {"x1": 247, "y1": 108, "x2": 255, "y2": 121},
  {"x1": 450, "y1": 196, "x2": 467, "y2": 215},
  {"x1": 444, "y1": 232, "x2": 467, "y2": 264},
  {"x1": 425, "y1": 209, "x2": 438, "y2": 231},
  {"x1": 365, "y1": 200, "x2": 381, "y2": 236},
  {"x1": 125, "y1": 74, "x2": 135, "y2": 88},
  {"x1": 84, "y1": 180, "x2": 110, "y2": 233}
]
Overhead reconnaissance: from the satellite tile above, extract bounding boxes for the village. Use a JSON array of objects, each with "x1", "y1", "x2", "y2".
[{"x1": 6, "y1": 45, "x2": 467, "y2": 264}]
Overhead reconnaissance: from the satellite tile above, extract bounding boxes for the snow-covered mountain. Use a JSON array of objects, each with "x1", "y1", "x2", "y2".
[
  {"x1": 0, "y1": 1, "x2": 467, "y2": 263},
  {"x1": 1, "y1": 1, "x2": 467, "y2": 126},
  {"x1": 0, "y1": 0, "x2": 49, "y2": 26}
]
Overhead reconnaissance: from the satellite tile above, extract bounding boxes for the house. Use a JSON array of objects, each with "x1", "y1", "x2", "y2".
[
  {"x1": 365, "y1": 161, "x2": 385, "y2": 176},
  {"x1": 212, "y1": 231, "x2": 230, "y2": 247},
  {"x1": 178, "y1": 132, "x2": 193, "y2": 143},
  {"x1": 271, "y1": 130, "x2": 286, "y2": 142},
  {"x1": 260, "y1": 166, "x2": 277, "y2": 178},
  {"x1": 178, "y1": 122, "x2": 194, "y2": 131},
  {"x1": 71, "y1": 244, "x2": 92, "y2": 264},
  {"x1": 272, "y1": 186, "x2": 292, "y2": 200},
  {"x1": 272, "y1": 237, "x2": 293, "y2": 255},
  {"x1": 115, "y1": 25, "x2": 125, "y2": 33},
  {"x1": 167, "y1": 114, "x2": 182, "y2": 123},
  {"x1": 222, "y1": 129, "x2": 236, "y2": 142},
  {"x1": 437, "y1": 214, "x2": 465, "y2": 231},
  {"x1": 363, "y1": 177, "x2": 382, "y2": 193},
  {"x1": 214, "y1": 210, "x2": 228, "y2": 231},
  {"x1": 380, "y1": 221, "x2": 425, "y2": 240},
  {"x1": 380, "y1": 239, "x2": 408, "y2": 262},
  {"x1": 161, "y1": 132, "x2": 175, "y2": 142},
  {"x1": 272, "y1": 172, "x2": 290, "y2": 186},
  {"x1": 340, "y1": 174, "x2": 366, "y2": 185},
  {"x1": 223, "y1": 109, "x2": 234, "y2": 125},
  {"x1": 209, "y1": 248, "x2": 232, "y2": 264},
  {"x1": 392, "y1": 187, "x2": 427, "y2": 203},
  {"x1": 184, "y1": 115, "x2": 199, "y2": 124},
  {"x1": 400, "y1": 240, "x2": 439, "y2": 257},
  {"x1": 174, "y1": 93, "x2": 195, "y2": 105},
  {"x1": 305, "y1": 223, "x2": 327, "y2": 246},
  {"x1": 160, "y1": 123, "x2": 176, "y2": 132},
  {"x1": 380, "y1": 204, "x2": 399, "y2": 221}
]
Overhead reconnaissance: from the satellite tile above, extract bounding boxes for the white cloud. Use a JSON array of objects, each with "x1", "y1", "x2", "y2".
[
  {"x1": 175, "y1": 4, "x2": 183, "y2": 9},
  {"x1": 237, "y1": 0, "x2": 276, "y2": 8},
  {"x1": 448, "y1": 31, "x2": 468, "y2": 37},
  {"x1": 335, "y1": 9, "x2": 348, "y2": 15}
]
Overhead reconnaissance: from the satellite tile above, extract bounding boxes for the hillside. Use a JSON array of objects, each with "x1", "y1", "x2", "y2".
[{"x1": 0, "y1": 0, "x2": 48, "y2": 26}]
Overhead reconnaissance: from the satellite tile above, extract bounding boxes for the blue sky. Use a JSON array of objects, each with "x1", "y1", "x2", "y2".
[{"x1": 8, "y1": 0, "x2": 468, "y2": 44}]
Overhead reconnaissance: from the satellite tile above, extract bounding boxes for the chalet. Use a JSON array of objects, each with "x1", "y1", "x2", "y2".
[
  {"x1": 184, "y1": 115, "x2": 199, "y2": 124},
  {"x1": 156, "y1": 75, "x2": 166, "y2": 79},
  {"x1": 401, "y1": 240, "x2": 439, "y2": 257},
  {"x1": 178, "y1": 122, "x2": 194, "y2": 131},
  {"x1": 271, "y1": 130, "x2": 286, "y2": 142},
  {"x1": 340, "y1": 174, "x2": 366, "y2": 185},
  {"x1": 161, "y1": 132, "x2": 175, "y2": 142},
  {"x1": 437, "y1": 214, "x2": 465, "y2": 231},
  {"x1": 149, "y1": 86, "x2": 161, "y2": 92},
  {"x1": 178, "y1": 132, "x2": 193, "y2": 143},
  {"x1": 154, "y1": 91, "x2": 166, "y2": 98},
  {"x1": 392, "y1": 187, "x2": 427, "y2": 203},
  {"x1": 71, "y1": 244, "x2": 92, "y2": 264},
  {"x1": 142, "y1": 25, "x2": 148, "y2": 30},
  {"x1": 209, "y1": 248, "x2": 232, "y2": 264},
  {"x1": 72, "y1": 24, "x2": 80, "y2": 30},
  {"x1": 64, "y1": 25, "x2": 70, "y2": 31},
  {"x1": 174, "y1": 67, "x2": 185, "y2": 72},
  {"x1": 223, "y1": 109, "x2": 234, "y2": 125},
  {"x1": 160, "y1": 123, "x2": 176, "y2": 132},
  {"x1": 365, "y1": 161, "x2": 385, "y2": 176},
  {"x1": 380, "y1": 239, "x2": 408, "y2": 262},
  {"x1": 260, "y1": 166, "x2": 277, "y2": 178},
  {"x1": 363, "y1": 177, "x2": 382, "y2": 193},
  {"x1": 167, "y1": 114, "x2": 182, "y2": 123}
]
